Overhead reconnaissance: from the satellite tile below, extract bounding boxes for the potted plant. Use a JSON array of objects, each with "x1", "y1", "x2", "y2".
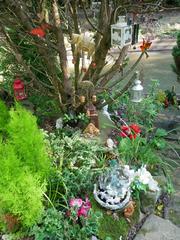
[{"x1": 172, "y1": 32, "x2": 180, "y2": 81}]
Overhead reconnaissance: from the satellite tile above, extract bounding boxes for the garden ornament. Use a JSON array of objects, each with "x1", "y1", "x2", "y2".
[
  {"x1": 94, "y1": 162, "x2": 131, "y2": 210},
  {"x1": 131, "y1": 71, "x2": 143, "y2": 103},
  {"x1": 83, "y1": 123, "x2": 100, "y2": 137},
  {"x1": 69, "y1": 32, "x2": 95, "y2": 59},
  {"x1": 123, "y1": 200, "x2": 136, "y2": 218},
  {"x1": 111, "y1": 16, "x2": 132, "y2": 47},
  {"x1": 13, "y1": 77, "x2": 27, "y2": 101},
  {"x1": 85, "y1": 103, "x2": 99, "y2": 129}
]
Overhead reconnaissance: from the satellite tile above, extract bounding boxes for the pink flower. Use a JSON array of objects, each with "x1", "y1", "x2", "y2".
[
  {"x1": 78, "y1": 198, "x2": 91, "y2": 217},
  {"x1": 69, "y1": 198, "x2": 83, "y2": 208},
  {"x1": 69, "y1": 197, "x2": 91, "y2": 218}
]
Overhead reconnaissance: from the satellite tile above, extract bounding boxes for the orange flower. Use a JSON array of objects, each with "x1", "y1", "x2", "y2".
[
  {"x1": 140, "y1": 38, "x2": 152, "y2": 52},
  {"x1": 140, "y1": 39, "x2": 152, "y2": 58}
]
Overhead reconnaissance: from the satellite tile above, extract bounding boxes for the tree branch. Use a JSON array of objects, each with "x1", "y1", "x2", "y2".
[
  {"x1": 99, "y1": 72, "x2": 137, "y2": 108},
  {"x1": 80, "y1": 0, "x2": 104, "y2": 36},
  {"x1": 108, "y1": 52, "x2": 145, "y2": 89}
]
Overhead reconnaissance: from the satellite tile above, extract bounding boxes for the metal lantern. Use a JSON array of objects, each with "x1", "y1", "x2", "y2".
[
  {"x1": 13, "y1": 77, "x2": 27, "y2": 101},
  {"x1": 111, "y1": 16, "x2": 132, "y2": 47},
  {"x1": 131, "y1": 72, "x2": 143, "y2": 103}
]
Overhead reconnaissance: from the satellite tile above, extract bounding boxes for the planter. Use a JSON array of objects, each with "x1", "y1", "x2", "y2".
[{"x1": 140, "y1": 190, "x2": 160, "y2": 214}]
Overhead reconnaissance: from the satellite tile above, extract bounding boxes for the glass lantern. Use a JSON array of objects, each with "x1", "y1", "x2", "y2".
[
  {"x1": 13, "y1": 77, "x2": 27, "y2": 101},
  {"x1": 131, "y1": 72, "x2": 143, "y2": 103},
  {"x1": 111, "y1": 16, "x2": 132, "y2": 47}
]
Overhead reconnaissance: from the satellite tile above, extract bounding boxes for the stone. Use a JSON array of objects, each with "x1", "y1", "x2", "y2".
[
  {"x1": 134, "y1": 214, "x2": 180, "y2": 240},
  {"x1": 140, "y1": 190, "x2": 160, "y2": 214}
]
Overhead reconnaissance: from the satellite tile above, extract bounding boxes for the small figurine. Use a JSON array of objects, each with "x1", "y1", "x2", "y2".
[{"x1": 83, "y1": 123, "x2": 100, "y2": 137}]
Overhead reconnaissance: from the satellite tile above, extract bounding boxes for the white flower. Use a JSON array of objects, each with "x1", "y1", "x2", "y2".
[
  {"x1": 56, "y1": 117, "x2": 63, "y2": 129},
  {"x1": 123, "y1": 165, "x2": 135, "y2": 182},
  {"x1": 123, "y1": 165, "x2": 159, "y2": 192}
]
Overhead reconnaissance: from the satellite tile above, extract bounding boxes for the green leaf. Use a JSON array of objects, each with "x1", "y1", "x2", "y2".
[{"x1": 155, "y1": 128, "x2": 168, "y2": 137}]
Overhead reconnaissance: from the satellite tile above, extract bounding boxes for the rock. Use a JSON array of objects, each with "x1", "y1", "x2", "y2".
[
  {"x1": 167, "y1": 168, "x2": 180, "y2": 227},
  {"x1": 134, "y1": 214, "x2": 180, "y2": 240},
  {"x1": 140, "y1": 190, "x2": 160, "y2": 214}
]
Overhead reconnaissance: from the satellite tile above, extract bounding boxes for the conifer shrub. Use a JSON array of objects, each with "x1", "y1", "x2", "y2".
[
  {"x1": 0, "y1": 100, "x2": 10, "y2": 132},
  {"x1": 0, "y1": 102, "x2": 50, "y2": 229},
  {"x1": 7, "y1": 103, "x2": 50, "y2": 180}
]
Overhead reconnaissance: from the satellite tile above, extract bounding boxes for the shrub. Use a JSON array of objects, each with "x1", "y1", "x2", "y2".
[
  {"x1": 0, "y1": 102, "x2": 50, "y2": 228},
  {"x1": 7, "y1": 103, "x2": 50, "y2": 180},
  {"x1": 0, "y1": 100, "x2": 10, "y2": 132}
]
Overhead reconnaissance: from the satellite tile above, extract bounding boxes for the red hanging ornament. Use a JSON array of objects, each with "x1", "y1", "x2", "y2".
[{"x1": 13, "y1": 77, "x2": 27, "y2": 101}]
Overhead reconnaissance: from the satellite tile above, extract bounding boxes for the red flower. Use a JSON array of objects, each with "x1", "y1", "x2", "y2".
[
  {"x1": 129, "y1": 134, "x2": 137, "y2": 140},
  {"x1": 30, "y1": 27, "x2": 46, "y2": 38},
  {"x1": 130, "y1": 124, "x2": 141, "y2": 134},
  {"x1": 121, "y1": 125, "x2": 129, "y2": 131},
  {"x1": 30, "y1": 23, "x2": 51, "y2": 38},
  {"x1": 120, "y1": 131, "x2": 128, "y2": 138}
]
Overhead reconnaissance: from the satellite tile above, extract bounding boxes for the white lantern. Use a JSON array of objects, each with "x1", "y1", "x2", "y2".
[
  {"x1": 131, "y1": 72, "x2": 143, "y2": 103},
  {"x1": 111, "y1": 16, "x2": 132, "y2": 47}
]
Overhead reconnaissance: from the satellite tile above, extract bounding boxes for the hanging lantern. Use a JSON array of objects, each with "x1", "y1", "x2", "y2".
[
  {"x1": 111, "y1": 16, "x2": 132, "y2": 47},
  {"x1": 131, "y1": 72, "x2": 143, "y2": 103},
  {"x1": 85, "y1": 103, "x2": 99, "y2": 129},
  {"x1": 13, "y1": 77, "x2": 27, "y2": 101}
]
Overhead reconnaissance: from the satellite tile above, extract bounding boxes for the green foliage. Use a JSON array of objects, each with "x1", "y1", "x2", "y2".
[
  {"x1": 172, "y1": 32, "x2": 180, "y2": 57},
  {"x1": 7, "y1": 103, "x2": 50, "y2": 179},
  {"x1": 0, "y1": 100, "x2": 10, "y2": 132},
  {"x1": 0, "y1": 102, "x2": 50, "y2": 228},
  {"x1": 118, "y1": 136, "x2": 161, "y2": 167},
  {"x1": 46, "y1": 131, "x2": 106, "y2": 199},
  {"x1": 90, "y1": 195, "x2": 129, "y2": 240},
  {"x1": 30, "y1": 208, "x2": 101, "y2": 240}
]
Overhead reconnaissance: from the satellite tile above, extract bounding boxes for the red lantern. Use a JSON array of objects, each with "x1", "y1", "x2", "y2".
[{"x1": 13, "y1": 77, "x2": 27, "y2": 101}]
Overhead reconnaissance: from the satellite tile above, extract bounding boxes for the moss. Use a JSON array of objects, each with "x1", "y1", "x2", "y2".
[{"x1": 89, "y1": 195, "x2": 140, "y2": 240}]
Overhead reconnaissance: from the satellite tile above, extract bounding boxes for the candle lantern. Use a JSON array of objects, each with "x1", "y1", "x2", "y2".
[
  {"x1": 111, "y1": 16, "x2": 132, "y2": 47},
  {"x1": 131, "y1": 72, "x2": 143, "y2": 103},
  {"x1": 85, "y1": 103, "x2": 99, "y2": 129},
  {"x1": 13, "y1": 77, "x2": 27, "y2": 101}
]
